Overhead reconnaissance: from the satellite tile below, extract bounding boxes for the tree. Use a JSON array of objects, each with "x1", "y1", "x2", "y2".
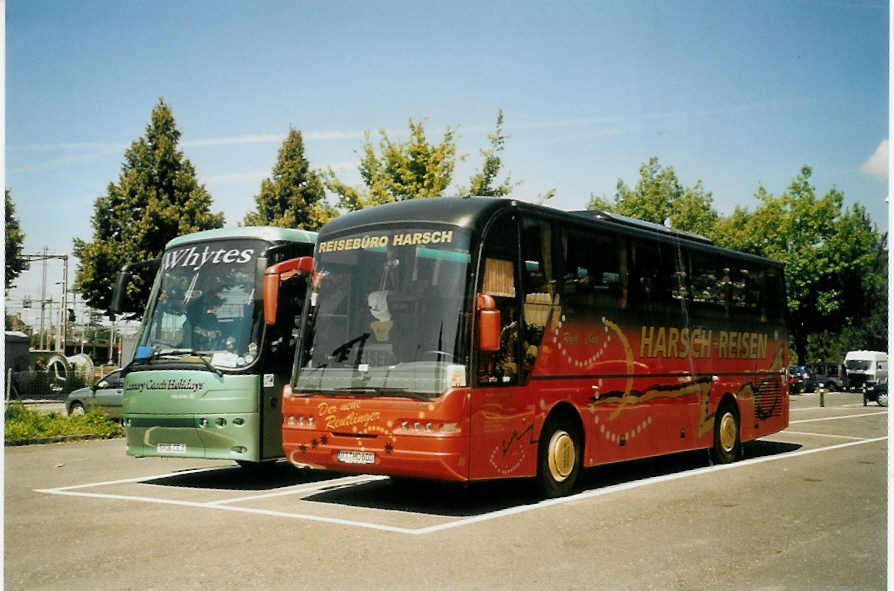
[
  {"x1": 588, "y1": 157, "x2": 719, "y2": 237},
  {"x1": 713, "y1": 166, "x2": 887, "y2": 363},
  {"x1": 5, "y1": 189, "x2": 29, "y2": 291},
  {"x1": 243, "y1": 127, "x2": 336, "y2": 229},
  {"x1": 73, "y1": 98, "x2": 224, "y2": 317},
  {"x1": 459, "y1": 109, "x2": 517, "y2": 197},
  {"x1": 324, "y1": 118, "x2": 459, "y2": 211}
]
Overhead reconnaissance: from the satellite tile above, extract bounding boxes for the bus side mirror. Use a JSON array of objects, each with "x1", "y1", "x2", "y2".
[
  {"x1": 110, "y1": 269, "x2": 131, "y2": 315},
  {"x1": 477, "y1": 293, "x2": 501, "y2": 352},
  {"x1": 264, "y1": 256, "x2": 314, "y2": 325},
  {"x1": 110, "y1": 259, "x2": 160, "y2": 315}
]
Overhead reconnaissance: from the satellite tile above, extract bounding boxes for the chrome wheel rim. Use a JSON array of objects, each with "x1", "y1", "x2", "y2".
[
  {"x1": 719, "y1": 412, "x2": 737, "y2": 453},
  {"x1": 547, "y1": 430, "x2": 576, "y2": 482}
]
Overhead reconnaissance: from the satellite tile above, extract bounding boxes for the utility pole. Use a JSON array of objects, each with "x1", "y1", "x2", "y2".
[
  {"x1": 22, "y1": 251, "x2": 69, "y2": 353},
  {"x1": 40, "y1": 247, "x2": 47, "y2": 349},
  {"x1": 58, "y1": 255, "x2": 68, "y2": 354}
]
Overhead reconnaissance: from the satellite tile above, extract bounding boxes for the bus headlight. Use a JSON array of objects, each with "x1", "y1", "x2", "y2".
[
  {"x1": 394, "y1": 420, "x2": 460, "y2": 434},
  {"x1": 287, "y1": 415, "x2": 318, "y2": 428}
]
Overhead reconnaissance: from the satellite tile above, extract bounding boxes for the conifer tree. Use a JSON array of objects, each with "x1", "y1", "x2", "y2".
[
  {"x1": 73, "y1": 98, "x2": 224, "y2": 317},
  {"x1": 243, "y1": 127, "x2": 335, "y2": 229}
]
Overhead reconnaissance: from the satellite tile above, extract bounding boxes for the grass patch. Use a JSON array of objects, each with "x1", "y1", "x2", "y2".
[{"x1": 4, "y1": 402, "x2": 124, "y2": 444}]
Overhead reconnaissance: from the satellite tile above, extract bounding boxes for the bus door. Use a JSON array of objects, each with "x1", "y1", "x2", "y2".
[
  {"x1": 259, "y1": 274, "x2": 307, "y2": 459},
  {"x1": 470, "y1": 213, "x2": 542, "y2": 480}
]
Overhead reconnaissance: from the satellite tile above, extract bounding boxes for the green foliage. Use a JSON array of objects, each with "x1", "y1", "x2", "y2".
[
  {"x1": 590, "y1": 158, "x2": 886, "y2": 364},
  {"x1": 587, "y1": 157, "x2": 719, "y2": 237},
  {"x1": 324, "y1": 118, "x2": 459, "y2": 211},
  {"x1": 5, "y1": 189, "x2": 29, "y2": 290},
  {"x1": 73, "y1": 98, "x2": 224, "y2": 317},
  {"x1": 536, "y1": 188, "x2": 557, "y2": 205},
  {"x1": 712, "y1": 166, "x2": 887, "y2": 363},
  {"x1": 243, "y1": 128, "x2": 336, "y2": 229},
  {"x1": 4, "y1": 403, "x2": 124, "y2": 444},
  {"x1": 326, "y1": 110, "x2": 541, "y2": 208},
  {"x1": 459, "y1": 109, "x2": 518, "y2": 197}
]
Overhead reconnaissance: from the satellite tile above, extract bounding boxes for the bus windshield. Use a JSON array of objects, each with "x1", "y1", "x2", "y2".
[
  {"x1": 296, "y1": 226, "x2": 471, "y2": 398},
  {"x1": 139, "y1": 239, "x2": 266, "y2": 369}
]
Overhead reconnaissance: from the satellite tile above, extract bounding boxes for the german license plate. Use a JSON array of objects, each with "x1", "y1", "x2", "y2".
[
  {"x1": 336, "y1": 450, "x2": 375, "y2": 464},
  {"x1": 157, "y1": 443, "x2": 187, "y2": 453}
]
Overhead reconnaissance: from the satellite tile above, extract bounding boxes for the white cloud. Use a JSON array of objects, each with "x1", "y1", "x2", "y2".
[
  {"x1": 184, "y1": 134, "x2": 286, "y2": 148},
  {"x1": 860, "y1": 139, "x2": 888, "y2": 179},
  {"x1": 326, "y1": 159, "x2": 359, "y2": 172},
  {"x1": 304, "y1": 131, "x2": 365, "y2": 141},
  {"x1": 184, "y1": 130, "x2": 367, "y2": 148},
  {"x1": 202, "y1": 171, "x2": 268, "y2": 185},
  {"x1": 202, "y1": 159, "x2": 359, "y2": 186}
]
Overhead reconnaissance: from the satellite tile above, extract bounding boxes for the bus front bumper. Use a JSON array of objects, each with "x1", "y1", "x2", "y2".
[
  {"x1": 124, "y1": 413, "x2": 261, "y2": 461},
  {"x1": 282, "y1": 428, "x2": 469, "y2": 481}
]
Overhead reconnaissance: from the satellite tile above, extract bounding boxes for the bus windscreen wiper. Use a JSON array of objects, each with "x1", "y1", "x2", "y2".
[
  {"x1": 333, "y1": 386, "x2": 429, "y2": 400},
  {"x1": 150, "y1": 348, "x2": 224, "y2": 378},
  {"x1": 329, "y1": 333, "x2": 370, "y2": 363}
]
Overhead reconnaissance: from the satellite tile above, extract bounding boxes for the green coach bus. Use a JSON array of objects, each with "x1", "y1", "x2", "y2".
[{"x1": 115, "y1": 227, "x2": 315, "y2": 466}]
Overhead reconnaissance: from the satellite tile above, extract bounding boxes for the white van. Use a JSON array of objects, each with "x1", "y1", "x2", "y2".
[{"x1": 844, "y1": 350, "x2": 888, "y2": 391}]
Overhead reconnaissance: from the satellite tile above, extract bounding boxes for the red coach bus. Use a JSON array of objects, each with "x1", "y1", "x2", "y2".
[{"x1": 274, "y1": 198, "x2": 789, "y2": 497}]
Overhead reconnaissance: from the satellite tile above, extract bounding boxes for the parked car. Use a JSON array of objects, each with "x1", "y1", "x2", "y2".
[
  {"x1": 65, "y1": 369, "x2": 124, "y2": 418},
  {"x1": 844, "y1": 350, "x2": 888, "y2": 391},
  {"x1": 864, "y1": 380, "x2": 888, "y2": 407},
  {"x1": 806, "y1": 361, "x2": 845, "y2": 391},
  {"x1": 788, "y1": 365, "x2": 816, "y2": 394}
]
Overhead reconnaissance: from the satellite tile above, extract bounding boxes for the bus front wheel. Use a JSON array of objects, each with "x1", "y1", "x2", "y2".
[
  {"x1": 536, "y1": 416, "x2": 582, "y2": 498},
  {"x1": 711, "y1": 403, "x2": 741, "y2": 464}
]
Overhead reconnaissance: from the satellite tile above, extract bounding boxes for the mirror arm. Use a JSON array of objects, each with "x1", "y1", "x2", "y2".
[{"x1": 264, "y1": 256, "x2": 314, "y2": 325}]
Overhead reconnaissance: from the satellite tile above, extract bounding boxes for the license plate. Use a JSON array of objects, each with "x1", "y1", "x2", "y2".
[
  {"x1": 157, "y1": 443, "x2": 187, "y2": 454},
  {"x1": 336, "y1": 450, "x2": 375, "y2": 465}
]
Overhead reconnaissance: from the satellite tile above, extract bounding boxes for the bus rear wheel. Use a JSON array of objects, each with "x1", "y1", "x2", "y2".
[
  {"x1": 711, "y1": 403, "x2": 741, "y2": 464},
  {"x1": 536, "y1": 417, "x2": 581, "y2": 498}
]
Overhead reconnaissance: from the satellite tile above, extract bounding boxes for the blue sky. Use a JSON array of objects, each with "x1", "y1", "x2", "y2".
[{"x1": 4, "y1": 0, "x2": 889, "y2": 322}]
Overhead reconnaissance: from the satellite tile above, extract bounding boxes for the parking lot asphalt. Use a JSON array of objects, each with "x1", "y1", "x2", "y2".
[{"x1": 5, "y1": 391, "x2": 887, "y2": 590}]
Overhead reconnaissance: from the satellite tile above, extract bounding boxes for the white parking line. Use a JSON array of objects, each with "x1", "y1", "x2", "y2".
[
  {"x1": 37, "y1": 471, "x2": 375, "y2": 499},
  {"x1": 783, "y1": 431, "x2": 867, "y2": 440},
  {"x1": 408, "y1": 435, "x2": 888, "y2": 535},
  {"x1": 35, "y1": 417, "x2": 887, "y2": 536},
  {"x1": 790, "y1": 411, "x2": 887, "y2": 424},
  {"x1": 42, "y1": 466, "x2": 223, "y2": 491},
  {"x1": 37, "y1": 486, "x2": 423, "y2": 534},
  {"x1": 790, "y1": 405, "x2": 883, "y2": 412},
  {"x1": 207, "y1": 475, "x2": 389, "y2": 506}
]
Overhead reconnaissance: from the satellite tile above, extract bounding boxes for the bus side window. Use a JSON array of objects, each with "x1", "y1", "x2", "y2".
[
  {"x1": 690, "y1": 251, "x2": 731, "y2": 320},
  {"x1": 763, "y1": 267, "x2": 786, "y2": 325},
  {"x1": 520, "y1": 216, "x2": 557, "y2": 376},
  {"x1": 631, "y1": 240, "x2": 677, "y2": 319},
  {"x1": 560, "y1": 226, "x2": 627, "y2": 318},
  {"x1": 477, "y1": 215, "x2": 519, "y2": 386}
]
